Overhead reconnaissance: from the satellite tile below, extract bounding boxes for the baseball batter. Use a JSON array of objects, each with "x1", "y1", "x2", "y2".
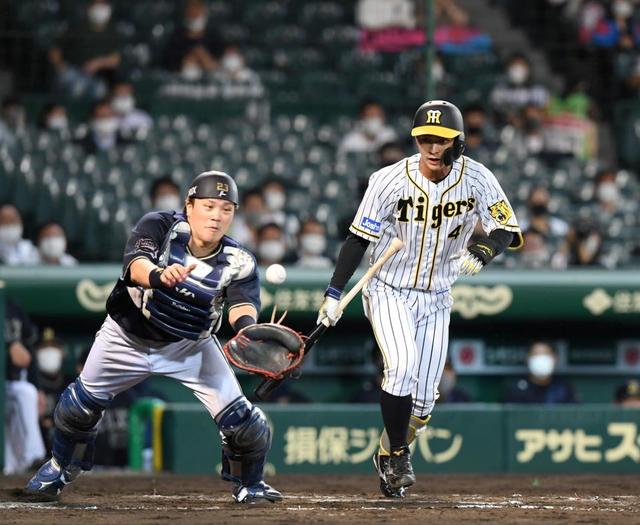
[
  {"x1": 26, "y1": 171, "x2": 282, "y2": 504},
  {"x1": 319, "y1": 100, "x2": 522, "y2": 497}
]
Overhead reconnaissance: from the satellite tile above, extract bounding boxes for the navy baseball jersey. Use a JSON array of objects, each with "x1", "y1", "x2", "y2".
[{"x1": 106, "y1": 210, "x2": 260, "y2": 342}]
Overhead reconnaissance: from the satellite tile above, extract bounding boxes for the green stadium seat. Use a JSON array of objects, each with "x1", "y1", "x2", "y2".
[
  {"x1": 219, "y1": 24, "x2": 251, "y2": 46},
  {"x1": 16, "y1": 0, "x2": 62, "y2": 29},
  {"x1": 297, "y1": 2, "x2": 347, "y2": 29},
  {"x1": 263, "y1": 25, "x2": 307, "y2": 47},
  {"x1": 319, "y1": 26, "x2": 359, "y2": 50},
  {"x1": 244, "y1": 1, "x2": 288, "y2": 28}
]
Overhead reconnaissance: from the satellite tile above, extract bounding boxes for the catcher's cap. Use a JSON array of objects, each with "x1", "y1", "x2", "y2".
[
  {"x1": 411, "y1": 100, "x2": 464, "y2": 139},
  {"x1": 187, "y1": 171, "x2": 239, "y2": 207}
]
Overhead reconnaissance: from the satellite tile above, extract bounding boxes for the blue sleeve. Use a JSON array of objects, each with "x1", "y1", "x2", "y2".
[{"x1": 121, "y1": 212, "x2": 172, "y2": 286}]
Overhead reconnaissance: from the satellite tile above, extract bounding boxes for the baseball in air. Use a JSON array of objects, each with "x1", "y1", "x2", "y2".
[{"x1": 265, "y1": 264, "x2": 287, "y2": 284}]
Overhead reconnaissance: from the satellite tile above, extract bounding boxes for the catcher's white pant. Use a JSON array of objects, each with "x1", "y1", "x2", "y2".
[
  {"x1": 80, "y1": 316, "x2": 243, "y2": 418},
  {"x1": 4, "y1": 380, "x2": 46, "y2": 474},
  {"x1": 363, "y1": 277, "x2": 452, "y2": 418}
]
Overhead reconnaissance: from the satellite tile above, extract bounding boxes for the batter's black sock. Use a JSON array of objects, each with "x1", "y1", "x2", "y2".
[{"x1": 380, "y1": 391, "x2": 413, "y2": 452}]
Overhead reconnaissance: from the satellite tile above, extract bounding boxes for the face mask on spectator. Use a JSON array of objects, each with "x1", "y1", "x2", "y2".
[
  {"x1": 154, "y1": 194, "x2": 181, "y2": 211},
  {"x1": 37, "y1": 347, "x2": 64, "y2": 375},
  {"x1": 362, "y1": 116, "x2": 384, "y2": 137},
  {"x1": 528, "y1": 354, "x2": 554, "y2": 379},
  {"x1": 0, "y1": 224, "x2": 23, "y2": 244},
  {"x1": 614, "y1": 0, "x2": 633, "y2": 19},
  {"x1": 186, "y1": 16, "x2": 207, "y2": 32},
  {"x1": 39, "y1": 236, "x2": 67, "y2": 259},
  {"x1": 259, "y1": 240, "x2": 285, "y2": 262},
  {"x1": 222, "y1": 54, "x2": 244, "y2": 73},
  {"x1": 264, "y1": 191, "x2": 285, "y2": 211},
  {"x1": 112, "y1": 96, "x2": 135, "y2": 115},
  {"x1": 47, "y1": 115, "x2": 68, "y2": 131},
  {"x1": 597, "y1": 182, "x2": 619, "y2": 204},
  {"x1": 88, "y1": 3, "x2": 112, "y2": 26},
  {"x1": 181, "y1": 64, "x2": 203, "y2": 81},
  {"x1": 300, "y1": 234, "x2": 326, "y2": 255},
  {"x1": 526, "y1": 135, "x2": 544, "y2": 154},
  {"x1": 508, "y1": 63, "x2": 529, "y2": 85},
  {"x1": 92, "y1": 117, "x2": 119, "y2": 140}
]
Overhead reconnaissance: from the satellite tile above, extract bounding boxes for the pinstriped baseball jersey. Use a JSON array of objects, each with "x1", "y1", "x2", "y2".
[{"x1": 350, "y1": 153, "x2": 521, "y2": 290}]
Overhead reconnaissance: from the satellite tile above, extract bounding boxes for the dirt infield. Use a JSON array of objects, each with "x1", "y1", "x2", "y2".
[{"x1": 1, "y1": 473, "x2": 639, "y2": 525}]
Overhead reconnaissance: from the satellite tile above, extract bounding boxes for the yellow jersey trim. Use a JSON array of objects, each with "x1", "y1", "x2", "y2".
[
  {"x1": 405, "y1": 159, "x2": 431, "y2": 288},
  {"x1": 508, "y1": 230, "x2": 524, "y2": 250},
  {"x1": 350, "y1": 223, "x2": 381, "y2": 239},
  {"x1": 426, "y1": 157, "x2": 466, "y2": 290}
]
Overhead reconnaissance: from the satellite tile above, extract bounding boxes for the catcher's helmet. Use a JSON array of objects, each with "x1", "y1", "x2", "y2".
[
  {"x1": 187, "y1": 171, "x2": 239, "y2": 207},
  {"x1": 411, "y1": 100, "x2": 465, "y2": 165}
]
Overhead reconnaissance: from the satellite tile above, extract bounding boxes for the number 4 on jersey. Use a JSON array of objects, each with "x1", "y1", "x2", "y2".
[{"x1": 448, "y1": 225, "x2": 462, "y2": 239}]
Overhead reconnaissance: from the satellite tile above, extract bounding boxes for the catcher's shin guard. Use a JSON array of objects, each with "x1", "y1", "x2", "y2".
[
  {"x1": 26, "y1": 379, "x2": 110, "y2": 500},
  {"x1": 217, "y1": 397, "x2": 272, "y2": 487},
  {"x1": 51, "y1": 378, "x2": 111, "y2": 472}
]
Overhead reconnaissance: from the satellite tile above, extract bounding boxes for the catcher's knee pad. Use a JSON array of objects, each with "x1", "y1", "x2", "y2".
[
  {"x1": 52, "y1": 378, "x2": 111, "y2": 470},
  {"x1": 217, "y1": 397, "x2": 271, "y2": 485}
]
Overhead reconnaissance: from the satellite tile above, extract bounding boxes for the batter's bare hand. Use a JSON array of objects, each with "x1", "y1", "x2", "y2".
[{"x1": 160, "y1": 263, "x2": 198, "y2": 287}]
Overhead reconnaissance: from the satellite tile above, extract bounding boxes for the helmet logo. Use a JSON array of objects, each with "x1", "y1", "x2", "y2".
[
  {"x1": 425, "y1": 110, "x2": 442, "y2": 124},
  {"x1": 188, "y1": 185, "x2": 197, "y2": 197},
  {"x1": 217, "y1": 182, "x2": 229, "y2": 197}
]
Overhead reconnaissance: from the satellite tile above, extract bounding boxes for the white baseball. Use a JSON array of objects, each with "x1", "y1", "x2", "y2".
[{"x1": 265, "y1": 264, "x2": 287, "y2": 284}]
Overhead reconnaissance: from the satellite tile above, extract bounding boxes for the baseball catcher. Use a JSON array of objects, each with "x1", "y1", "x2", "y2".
[{"x1": 26, "y1": 171, "x2": 283, "y2": 504}]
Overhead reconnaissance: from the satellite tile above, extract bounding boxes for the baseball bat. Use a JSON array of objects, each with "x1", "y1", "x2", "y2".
[{"x1": 254, "y1": 237, "x2": 405, "y2": 400}]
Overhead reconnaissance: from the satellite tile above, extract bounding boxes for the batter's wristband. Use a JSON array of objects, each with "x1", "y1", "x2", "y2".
[
  {"x1": 148, "y1": 268, "x2": 164, "y2": 289},
  {"x1": 325, "y1": 285, "x2": 343, "y2": 300}
]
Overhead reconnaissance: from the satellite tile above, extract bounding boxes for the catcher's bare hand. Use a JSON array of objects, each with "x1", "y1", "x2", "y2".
[{"x1": 160, "y1": 263, "x2": 198, "y2": 287}]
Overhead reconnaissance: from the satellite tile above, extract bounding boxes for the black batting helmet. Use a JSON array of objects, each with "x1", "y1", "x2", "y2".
[
  {"x1": 186, "y1": 171, "x2": 239, "y2": 207},
  {"x1": 411, "y1": 100, "x2": 465, "y2": 165}
]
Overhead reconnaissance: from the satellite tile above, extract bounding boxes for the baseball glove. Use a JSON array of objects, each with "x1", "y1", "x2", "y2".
[{"x1": 222, "y1": 323, "x2": 306, "y2": 380}]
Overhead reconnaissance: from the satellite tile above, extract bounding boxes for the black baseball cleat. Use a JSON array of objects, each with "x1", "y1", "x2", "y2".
[
  {"x1": 373, "y1": 453, "x2": 406, "y2": 498},
  {"x1": 232, "y1": 481, "x2": 283, "y2": 504},
  {"x1": 387, "y1": 446, "x2": 415, "y2": 489}
]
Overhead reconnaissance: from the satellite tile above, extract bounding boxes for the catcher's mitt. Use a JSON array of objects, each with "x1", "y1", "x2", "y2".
[{"x1": 222, "y1": 323, "x2": 305, "y2": 380}]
